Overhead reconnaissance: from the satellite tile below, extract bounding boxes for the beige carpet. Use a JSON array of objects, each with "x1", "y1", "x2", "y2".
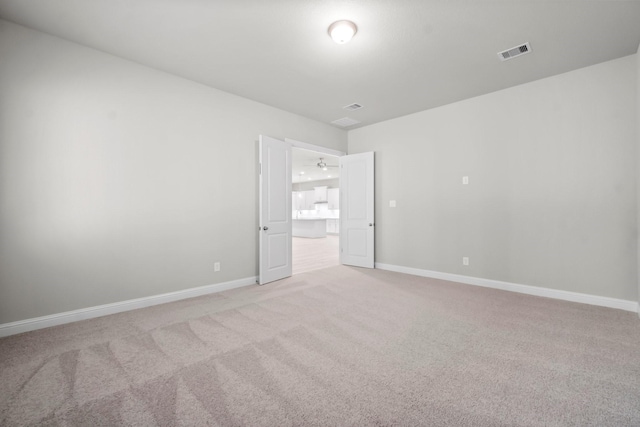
[{"x1": 1, "y1": 266, "x2": 639, "y2": 426}]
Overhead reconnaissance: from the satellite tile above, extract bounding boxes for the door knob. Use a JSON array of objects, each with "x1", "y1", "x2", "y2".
[
  {"x1": 263, "y1": 226, "x2": 269, "y2": 231},
  {"x1": 369, "y1": 223, "x2": 373, "y2": 226}
]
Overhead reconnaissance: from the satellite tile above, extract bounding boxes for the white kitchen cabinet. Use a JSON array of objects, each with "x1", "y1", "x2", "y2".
[
  {"x1": 314, "y1": 186, "x2": 328, "y2": 203},
  {"x1": 292, "y1": 190, "x2": 314, "y2": 211},
  {"x1": 326, "y1": 218, "x2": 340, "y2": 234},
  {"x1": 327, "y1": 188, "x2": 339, "y2": 210},
  {"x1": 293, "y1": 219, "x2": 327, "y2": 238},
  {"x1": 326, "y1": 219, "x2": 334, "y2": 234},
  {"x1": 293, "y1": 188, "x2": 338, "y2": 211},
  {"x1": 304, "y1": 190, "x2": 316, "y2": 210},
  {"x1": 292, "y1": 191, "x2": 305, "y2": 211}
]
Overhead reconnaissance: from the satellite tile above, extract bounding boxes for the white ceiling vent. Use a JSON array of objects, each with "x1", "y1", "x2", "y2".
[
  {"x1": 498, "y1": 42, "x2": 531, "y2": 61},
  {"x1": 343, "y1": 103, "x2": 363, "y2": 111},
  {"x1": 331, "y1": 117, "x2": 361, "y2": 127}
]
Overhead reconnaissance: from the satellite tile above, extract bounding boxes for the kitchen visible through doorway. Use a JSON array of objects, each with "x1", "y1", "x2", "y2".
[{"x1": 291, "y1": 147, "x2": 340, "y2": 274}]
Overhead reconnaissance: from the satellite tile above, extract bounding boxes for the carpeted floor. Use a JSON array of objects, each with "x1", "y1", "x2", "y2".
[{"x1": 1, "y1": 266, "x2": 639, "y2": 426}]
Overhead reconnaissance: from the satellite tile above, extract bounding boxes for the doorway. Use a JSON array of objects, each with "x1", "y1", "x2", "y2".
[
  {"x1": 291, "y1": 147, "x2": 341, "y2": 274},
  {"x1": 259, "y1": 135, "x2": 374, "y2": 285}
]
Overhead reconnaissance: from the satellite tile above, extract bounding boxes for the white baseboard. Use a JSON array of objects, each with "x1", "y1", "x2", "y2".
[
  {"x1": 0, "y1": 276, "x2": 257, "y2": 338},
  {"x1": 375, "y1": 263, "x2": 639, "y2": 313}
]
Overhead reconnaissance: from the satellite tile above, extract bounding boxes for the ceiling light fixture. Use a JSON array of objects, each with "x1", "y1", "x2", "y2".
[{"x1": 328, "y1": 20, "x2": 357, "y2": 44}]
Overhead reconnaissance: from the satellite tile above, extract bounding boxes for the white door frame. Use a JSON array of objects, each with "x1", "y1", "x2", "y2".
[
  {"x1": 286, "y1": 138, "x2": 346, "y2": 272},
  {"x1": 282, "y1": 140, "x2": 376, "y2": 270},
  {"x1": 285, "y1": 138, "x2": 346, "y2": 158}
]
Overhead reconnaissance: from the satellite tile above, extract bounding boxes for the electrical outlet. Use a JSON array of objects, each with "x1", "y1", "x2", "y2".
[
  {"x1": 462, "y1": 257, "x2": 469, "y2": 266},
  {"x1": 214, "y1": 262, "x2": 221, "y2": 272}
]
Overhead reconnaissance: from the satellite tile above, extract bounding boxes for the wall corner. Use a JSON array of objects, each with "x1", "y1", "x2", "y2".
[{"x1": 637, "y1": 44, "x2": 640, "y2": 318}]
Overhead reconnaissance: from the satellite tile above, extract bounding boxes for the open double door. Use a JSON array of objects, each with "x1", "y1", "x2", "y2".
[{"x1": 259, "y1": 135, "x2": 374, "y2": 285}]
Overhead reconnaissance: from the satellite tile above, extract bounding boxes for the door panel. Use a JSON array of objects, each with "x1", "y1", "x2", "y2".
[
  {"x1": 340, "y1": 152, "x2": 374, "y2": 268},
  {"x1": 259, "y1": 135, "x2": 292, "y2": 284},
  {"x1": 347, "y1": 229, "x2": 367, "y2": 256}
]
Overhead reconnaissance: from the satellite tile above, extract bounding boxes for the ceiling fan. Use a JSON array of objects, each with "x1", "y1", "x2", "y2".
[{"x1": 305, "y1": 157, "x2": 339, "y2": 170}]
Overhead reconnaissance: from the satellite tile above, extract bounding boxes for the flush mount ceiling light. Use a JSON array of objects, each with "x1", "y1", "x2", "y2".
[{"x1": 328, "y1": 20, "x2": 357, "y2": 44}]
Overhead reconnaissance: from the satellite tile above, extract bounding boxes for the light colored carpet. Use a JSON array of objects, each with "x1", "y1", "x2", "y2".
[{"x1": 1, "y1": 266, "x2": 639, "y2": 426}]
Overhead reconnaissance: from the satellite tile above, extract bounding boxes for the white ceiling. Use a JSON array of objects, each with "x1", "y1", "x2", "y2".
[
  {"x1": 292, "y1": 148, "x2": 339, "y2": 184},
  {"x1": 1, "y1": 1, "x2": 640, "y2": 130}
]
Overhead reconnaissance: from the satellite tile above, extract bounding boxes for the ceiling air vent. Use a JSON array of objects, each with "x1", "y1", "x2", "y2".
[
  {"x1": 343, "y1": 103, "x2": 363, "y2": 111},
  {"x1": 498, "y1": 42, "x2": 531, "y2": 61},
  {"x1": 331, "y1": 117, "x2": 361, "y2": 128}
]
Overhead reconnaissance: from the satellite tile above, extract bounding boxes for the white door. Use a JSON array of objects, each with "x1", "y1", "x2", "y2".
[
  {"x1": 340, "y1": 152, "x2": 374, "y2": 268},
  {"x1": 259, "y1": 135, "x2": 292, "y2": 284}
]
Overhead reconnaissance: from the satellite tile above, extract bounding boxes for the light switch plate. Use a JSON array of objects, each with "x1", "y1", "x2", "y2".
[{"x1": 389, "y1": 200, "x2": 396, "y2": 208}]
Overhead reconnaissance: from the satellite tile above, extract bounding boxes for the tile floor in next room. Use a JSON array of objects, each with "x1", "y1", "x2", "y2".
[{"x1": 292, "y1": 234, "x2": 339, "y2": 275}]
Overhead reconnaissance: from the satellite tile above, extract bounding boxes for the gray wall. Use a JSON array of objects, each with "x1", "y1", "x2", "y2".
[
  {"x1": 638, "y1": 43, "x2": 640, "y2": 313},
  {"x1": 349, "y1": 55, "x2": 638, "y2": 301},
  {"x1": 0, "y1": 20, "x2": 347, "y2": 324}
]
